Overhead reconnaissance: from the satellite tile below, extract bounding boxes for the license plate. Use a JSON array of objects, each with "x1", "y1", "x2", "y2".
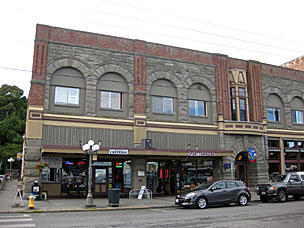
[{"x1": 261, "y1": 192, "x2": 266, "y2": 195}]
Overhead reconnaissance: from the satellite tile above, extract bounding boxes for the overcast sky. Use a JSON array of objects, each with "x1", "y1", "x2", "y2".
[{"x1": 1, "y1": 0, "x2": 303, "y2": 97}]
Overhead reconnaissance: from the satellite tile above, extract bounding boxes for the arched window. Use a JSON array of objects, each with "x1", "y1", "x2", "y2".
[
  {"x1": 96, "y1": 73, "x2": 129, "y2": 118},
  {"x1": 49, "y1": 67, "x2": 85, "y2": 114},
  {"x1": 151, "y1": 79, "x2": 177, "y2": 115},
  {"x1": 291, "y1": 97, "x2": 304, "y2": 124},
  {"x1": 266, "y1": 94, "x2": 283, "y2": 123},
  {"x1": 187, "y1": 83, "x2": 210, "y2": 118}
]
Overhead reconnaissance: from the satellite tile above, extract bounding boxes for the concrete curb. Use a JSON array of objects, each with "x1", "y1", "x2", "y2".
[{"x1": 0, "y1": 205, "x2": 176, "y2": 214}]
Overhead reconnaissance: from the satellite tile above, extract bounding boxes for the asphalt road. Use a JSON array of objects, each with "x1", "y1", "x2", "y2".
[{"x1": 2, "y1": 200, "x2": 304, "y2": 228}]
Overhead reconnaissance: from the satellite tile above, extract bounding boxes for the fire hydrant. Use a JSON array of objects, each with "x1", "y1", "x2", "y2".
[{"x1": 28, "y1": 193, "x2": 35, "y2": 209}]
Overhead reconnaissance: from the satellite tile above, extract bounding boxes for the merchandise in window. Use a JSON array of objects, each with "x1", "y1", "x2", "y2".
[
  {"x1": 100, "y1": 91, "x2": 122, "y2": 110},
  {"x1": 55, "y1": 86, "x2": 80, "y2": 105},
  {"x1": 267, "y1": 108, "x2": 281, "y2": 122},
  {"x1": 153, "y1": 96, "x2": 173, "y2": 114},
  {"x1": 189, "y1": 100, "x2": 206, "y2": 117},
  {"x1": 292, "y1": 110, "x2": 303, "y2": 124}
]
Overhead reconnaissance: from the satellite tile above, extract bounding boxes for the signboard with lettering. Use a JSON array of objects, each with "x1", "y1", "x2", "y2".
[
  {"x1": 109, "y1": 149, "x2": 128, "y2": 155},
  {"x1": 137, "y1": 186, "x2": 146, "y2": 200},
  {"x1": 188, "y1": 152, "x2": 215, "y2": 157}
]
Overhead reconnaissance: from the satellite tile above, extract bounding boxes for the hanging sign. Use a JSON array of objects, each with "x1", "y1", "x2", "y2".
[{"x1": 248, "y1": 148, "x2": 256, "y2": 163}]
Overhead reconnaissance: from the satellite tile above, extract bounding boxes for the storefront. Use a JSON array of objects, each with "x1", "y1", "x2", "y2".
[
  {"x1": 268, "y1": 139, "x2": 304, "y2": 180},
  {"x1": 40, "y1": 149, "x2": 231, "y2": 198}
]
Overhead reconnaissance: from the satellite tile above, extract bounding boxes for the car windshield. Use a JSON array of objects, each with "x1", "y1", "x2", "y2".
[{"x1": 195, "y1": 181, "x2": 215, "y2": 190}]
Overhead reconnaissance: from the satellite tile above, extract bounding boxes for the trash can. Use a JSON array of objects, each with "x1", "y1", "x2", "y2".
[{"x1": 108, "y1": 188, "x2": 120, "y2": 207}]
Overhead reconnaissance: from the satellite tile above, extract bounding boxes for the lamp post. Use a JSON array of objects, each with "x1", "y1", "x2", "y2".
[
  {"x1": 82, "y1": 140, "x2": 100, "y2": 208},
  {"x1": 8, "y1": 157, "x2": 15, "y2": 180}
]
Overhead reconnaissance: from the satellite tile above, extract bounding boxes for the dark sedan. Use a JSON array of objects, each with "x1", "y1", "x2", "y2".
[{"x1": 175, "y1": 180, "x2": 251, "y2": 209}]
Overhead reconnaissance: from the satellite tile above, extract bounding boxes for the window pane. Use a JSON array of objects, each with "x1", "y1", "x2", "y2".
[
  {"x1": 153, "y1": 96, "x2": 163, "y2": 113},
  {"x1": 275, "y1": 109, "x2": 281, "y2": 121},
  {"x1": 163, "y1": 97, "x2": 173, "y2": 114},
  {"x1": 267, "y1": 108, "x2": 274, "y2": 121},
  {"x1": 55, "y1": 86, "x2": 79, "y2": 105},
  {"x1": 189, "y1": 100, "x2": 196, "y2": 116},
  {"x1": 231, "y1": 99, "x2": 236, "y2": 120},
  {"x1": 68, "y1": 88, "x2": 79, "y2": 105},
  {"x1": 111, "y1": 92, "x2": 121, "y2": 109},
  {"x1": 197, "y1": 101, "x2": 205, "y2": 116},
  {"x1": 230, "y1": 87, "x2": 235, "y2": 96},
  {"x1": 100, "y1": 91, "x2": 110, "y2": 108},
  {"x1": 55, "y1": 87, "x2": 68, "y2": 104},
  {"x1": 239, "y1": 88, "x2": 245, "y2": 97},
  {"x1": 298, "y1": 111, "x2": 303, "y2": 124}
]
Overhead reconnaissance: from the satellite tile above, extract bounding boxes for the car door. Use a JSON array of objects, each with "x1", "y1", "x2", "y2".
[
  {"x1": 225, "y1": 181, "x2": 239, "y2": 202},
  {"x1": 288, "y1": 174, "x2": 301, "y2": 195},
  {"x1": 207, "y1": 181, "x2": 227, "y2": 204}
]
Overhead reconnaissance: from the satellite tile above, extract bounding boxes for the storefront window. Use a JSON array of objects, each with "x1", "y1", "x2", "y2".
[
  {"x1": 301, "y1": 153, "x2": 304, "y2": 160},
  {"x1": 62, "y1": 159, "x2": 87, "y2": 194},
  {"x1": 285, "y1": 152, "x2": 298, "y2": 160},
  {"x1": 268, "y1": 152, "x2": 280, "y2": 160},
  {"x1": 268, "y1": 140, "x2": 279, "y2": 148}
]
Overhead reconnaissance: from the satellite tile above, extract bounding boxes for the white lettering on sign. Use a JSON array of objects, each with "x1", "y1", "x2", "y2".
[
  {"x1": 137, "y1": 186, "x2": 146, "y2": 200},
  {"x1": 109, "y1": 149, "x2": 129, "y2": 155},
  {"x1": 188, "y1": 152, "x2": 215, "y2": 157}
]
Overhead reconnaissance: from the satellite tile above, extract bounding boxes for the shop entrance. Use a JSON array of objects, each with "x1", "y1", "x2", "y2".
[
  {"x1": 235, "y1": 152, "x2": 249, "y2": 186},
  {"x1": 93, "y1": 167, "x2": 109, "y2": 197},
  {"x1": 158, "y1": 166, "x2": 177, "y2": 195}
]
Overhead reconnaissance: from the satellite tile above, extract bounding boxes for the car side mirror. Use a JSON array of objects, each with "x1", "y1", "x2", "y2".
[{"x1": 210, "y1": 187, "x2": 217, "y2": 192}]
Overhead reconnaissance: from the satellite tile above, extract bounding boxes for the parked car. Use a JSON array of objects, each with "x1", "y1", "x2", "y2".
[
  {"x1": 257, "y1": 172, "x2": 304, "y2": 202},
  {"x1": 175, "y1": 180, "x2": 251, "y2": 209}
]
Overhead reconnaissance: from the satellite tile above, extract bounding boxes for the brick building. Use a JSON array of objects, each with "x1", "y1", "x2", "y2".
[
  {"x1": 23, "y1": 24, "x2": 304, "y2": 198},
  {"x1": 281, "y1": 55, "x2": 304, "y2": 71}
]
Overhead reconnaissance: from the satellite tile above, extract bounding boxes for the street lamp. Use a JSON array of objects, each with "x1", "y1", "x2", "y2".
[
  {"x1": 8, "y1": 157, "x2": 15, "y2": 180},
  {"x1": 82, "y1": 140, "x2": 100, "y2": 208}
]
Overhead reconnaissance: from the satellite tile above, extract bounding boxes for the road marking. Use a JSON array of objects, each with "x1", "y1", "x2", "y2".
[
  {"x1": 0, "y1": 218, "x2": 33, "y2": 223},
  {"x1": 0, "y1": 214, "x2": 35, "y2": 228},
  {"x1": 150, "y1": 209, "x2": 171, "y2": 213}
]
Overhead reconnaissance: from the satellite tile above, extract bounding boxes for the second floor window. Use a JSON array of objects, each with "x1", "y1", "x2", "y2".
[
  {"x1": 292, "y1": 110, "x2": 303, "y2": 124},
  {"x1": 189, "y1": 100, "x2": 206, "y2": 117},
  {"x1": 153, "y1": 96, "x2": 173, "y2": 114},
  {"x1": 267, "y1": 107, "x2": 281, "y2": 122},
  {"x1": 55, "y1": 86, "x2": 80, "y2": 106},
  {"x1": 100, "y1": 91, "x2": 122, "y2": 110}
]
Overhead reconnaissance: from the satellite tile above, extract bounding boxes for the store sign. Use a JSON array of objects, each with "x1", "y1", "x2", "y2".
[
  {"x1": 188, "y1": 152, "x2": 215, "y2": 157},
  {"x1": 109, "y1": 149, "x2": 128, "y2": 155}
]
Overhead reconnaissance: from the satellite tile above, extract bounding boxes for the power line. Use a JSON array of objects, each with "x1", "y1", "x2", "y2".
[
  {"x1": 74, "y1": 6, "x2": 304, "y2": 54},
  {"x1": 95, "y1": 0, "x2": 304, "y2": 46},
  {"x1": 11, "y1": 6, "x2": 302, "y2": 59}
]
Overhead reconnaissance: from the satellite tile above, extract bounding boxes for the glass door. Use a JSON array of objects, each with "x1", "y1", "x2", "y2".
[{"x1": 93, "y1": 167, "x2": 108, "y2": 197}]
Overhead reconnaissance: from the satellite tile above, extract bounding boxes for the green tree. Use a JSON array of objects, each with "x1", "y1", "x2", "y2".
[{"x1": 0, "y1": 84, "x2": 27, "y2": 173}]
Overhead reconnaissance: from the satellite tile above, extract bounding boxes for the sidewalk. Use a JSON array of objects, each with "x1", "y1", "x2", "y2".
[{"x1": 0, "y1": 180, "x2": 260, "y2": 213}]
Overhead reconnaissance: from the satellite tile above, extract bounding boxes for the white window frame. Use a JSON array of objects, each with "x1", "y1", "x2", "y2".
[
  {"x1": 100, "y1": 91, "x2": 122, "y2": 110},
  {"x1": 292, "y1": 110, "x2": 303, "y2": 124},
  {"x1": 189, "y1": 100, "x2": 206, "y2": 117},
  {"x1": 267, "y1": 107, "x2": 281, "y2": 122},
  {"x1": 54, "y1": 86, "x2": 80, "y2": 106},
  {"x1": 152, "y1": 96, "x2": 173, "y2": 114}
]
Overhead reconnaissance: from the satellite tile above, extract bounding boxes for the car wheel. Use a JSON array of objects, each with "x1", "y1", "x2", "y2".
[
  {"x1": 238, "y1": 194, "x2": 248, "y2": 206},
  {"x1": 260, "y1": 196, "x2": 269, "y2": 202},
  {"x1": 293, "y1": 195, "x2": 301, "y2": 201},
  {"x1": 277, "y1": 190, "x2": 287, "y2": 202},
  {"x1": 196, "y1": 197, "x2": 207, "y2": 209}
]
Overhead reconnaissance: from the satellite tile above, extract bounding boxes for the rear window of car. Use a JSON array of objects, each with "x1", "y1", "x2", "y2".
[
  {"x1": 301, "y1": 175, "x2": 304, "y2": 181},
  {"x1": 236, "y1": 182, "x2": 245, "y2": 187}
]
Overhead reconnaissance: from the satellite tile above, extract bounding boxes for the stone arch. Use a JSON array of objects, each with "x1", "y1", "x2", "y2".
[
  {"x1": 146, "y1": 71, "x2": 183, "y2": 119},
  {"x1": 263, "y1": 86, "x2": 288, "y2": 105},
  {"x1": 93, "y1": 64, "x2": 134, "y2": 118},
  {"x1": 45, "y1": 58, "x2": 91, "y2": 111}
]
